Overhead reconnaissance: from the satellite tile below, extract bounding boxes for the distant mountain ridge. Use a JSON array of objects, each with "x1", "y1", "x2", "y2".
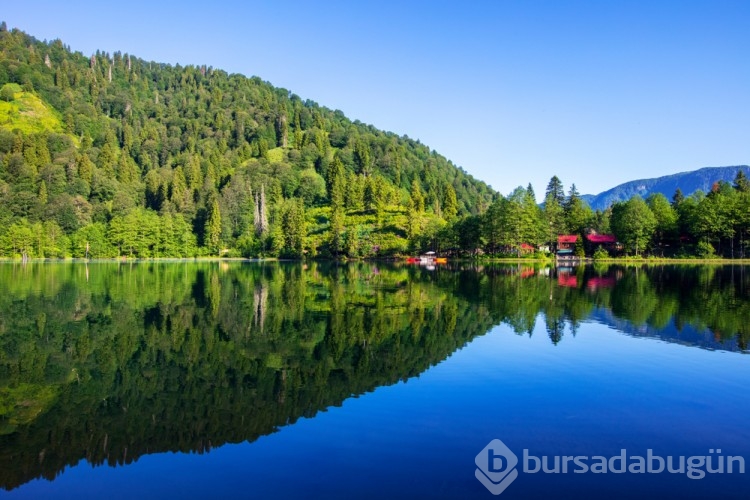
[{"x1": 582, "y1": 165, "x2": 750, "y2": 210}]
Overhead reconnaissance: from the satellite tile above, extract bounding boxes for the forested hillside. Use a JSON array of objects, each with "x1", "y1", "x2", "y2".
[
  {"x1": 0, "y1": 24, "x2": 494, "y2": 258},
  {"x1": 2, "y1": 24, "x2": 749, "y2": 261}
]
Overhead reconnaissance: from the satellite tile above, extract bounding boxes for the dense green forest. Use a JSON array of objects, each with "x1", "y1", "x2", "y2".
[
  {"x1": 0, "y1": 24, "x2": 493, "y2": 259},
  {"x1": 1, "y1": 24, "x2": 749, "y2": 260},
  {"x1": 1, "y1": 262, "x2": 748, "y2": 489},
  {"x1": 468, "y1": 171, "x2": 750, "y2": 258}
]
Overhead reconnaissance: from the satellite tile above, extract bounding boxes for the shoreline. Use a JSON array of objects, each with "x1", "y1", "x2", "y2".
[{"x1": 3, "y1": 256, "x2": 750, "y2": 265}]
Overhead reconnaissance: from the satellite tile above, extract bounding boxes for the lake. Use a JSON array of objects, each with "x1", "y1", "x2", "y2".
[{"x1": 0, "y1": 262, "x2": 748, "y2": 499}]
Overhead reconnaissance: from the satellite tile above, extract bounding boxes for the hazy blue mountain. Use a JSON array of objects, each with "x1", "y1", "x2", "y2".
[
  {"x1": 583, "y1": 165, "x2": 750, "y2": 210},
  {"x1": 588, "y1": 308, "x2": 744, "y2": 353}
]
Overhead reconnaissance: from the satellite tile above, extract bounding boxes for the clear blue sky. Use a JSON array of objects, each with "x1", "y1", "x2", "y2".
[{"x1": 4, "y1": 1, "x2": 749, "y2": 198}]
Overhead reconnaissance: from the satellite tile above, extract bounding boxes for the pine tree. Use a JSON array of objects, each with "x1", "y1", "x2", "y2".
[
  {"x1": 363, "y1": 176, "x2": 375, "y2": 211},
  {"x1": 187, "y1": 154, "x2": 203, "y2": 191},
  {"x1": 293, "y1": 198, "x2": 306, "y2": 256},
  {"x1": 327, "y1": 155, "x2": 345, "y2": 201},
  {"x1": 171, "y1": 167, "x2": 188, "y2": 208},
  {"x1": 35, "y1": 134, "x2": 52, "y2": 167},
  {"x1": 734, "y1": 170, "x2": 750, "y2": 193},
  {"x1": 280, "y1": 198, "x2": 306, "y2": 257},
  {"x1": 38, "y1": 180, "x2": 48, "y2": 205},
  {"x1": 672, "y1": 188, "x2": 684, "y2": 207},
  {"x1": 544, "y1": 191, "x2": 565, "y2": 250},
  {"x1": 545, "y1": 176, "x2": 565, "y2": 206},
  {"x1": 205, "y1": 198, "x2": 222, "y2": 255},
  {"x1": 269, "y1": 206, "x2": 285, "y2": 255},
  {"x1": 344, "y1": 227, "x2": 358, "y2": 257},
  {"x1": 373, "y1": 176, "x2": 387, "y2": 227},
  {"x1": 410, "y1": 180, "x2": 424, "y2": 213},
  {"x1": 117, "y1": 151, "x2": 139, "y2": 185},
  {"x1": 564, "y1": 184, "x2": 590, "y2": 235},
  {"x1": 354, "y1": 139, "x2": 372, "y2": 176},
  {"x1": 407, "y1": 185, "x2": 424, "y2": 243},
  {"x1": 443, "y1": 184, "x2": 458, "y2": 220},
  {"x1": 345, "y1": 171, "x2": 364, "y2": 211},
  {"x1": 526, "y1": 183, "x2": 536, "y2": 203},
  {"x1": 329, "y1": 206, "x2": 344, "y2": 255},
  {"x1": 77, "y1": 153, "x2": 94, "y2": 184}
]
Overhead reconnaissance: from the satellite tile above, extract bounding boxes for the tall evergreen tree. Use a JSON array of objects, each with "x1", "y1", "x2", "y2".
[
  {"x1": 545, "y1": 176, "x2": 565, "y2": 206},
  {"x1": 544, "y1": 193, "x2": 565, "y2": 250},
  {"x1": 205, "y1": 198, "x2": 222, "y2": 255},
  {"x1": 672, "y1": 188, "x2": 684, "y2": 207},
  {"x1": 564, "y1": 184, "x2": 591, "y2": 235},
  {"x1": 410, "y1": 180, "x2": 425, "y2": 213},
  {"x1": 734, "y1": 170, "x2": 750, "y2": 193},
  {"x1": 443, "y1": 184, "x2": 458, "y2": 221},
  {"x1": 38, "y1": 180, "x2": 48, "y2": 205},
  {"x1": 526, "y1": 183, "x2": 536, "y2": 204}
]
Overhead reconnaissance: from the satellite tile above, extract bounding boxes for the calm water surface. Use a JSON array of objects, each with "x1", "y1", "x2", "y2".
[{"x1": 0, "y1": 262, "x2": 748, "y2": 499}]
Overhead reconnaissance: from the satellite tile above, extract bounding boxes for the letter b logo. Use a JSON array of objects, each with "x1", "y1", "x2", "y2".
[
  {"x1": 488, "y1": 449, "x2": 508, "y2": 473},
  {"x1": 475, "y1": 439, "x2": 519, "y2": 496}
]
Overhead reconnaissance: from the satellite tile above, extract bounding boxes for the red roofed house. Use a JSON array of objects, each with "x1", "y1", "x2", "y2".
[
  {"x1": 520, "y1": 243, "x2": 535, "y2": 254},
  {"x1": 584, "y1": 233, "x2": 619, "y2": 254},
  {"x1": 586, "y1": 234, "x2": 616, "y2": 245},
  {"x1": 557, "y1": 235, "x2": 578, "y2": 256}
]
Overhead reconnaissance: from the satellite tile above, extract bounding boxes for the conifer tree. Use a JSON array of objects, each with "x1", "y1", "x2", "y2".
[
  {"x1": 443, "y1": 184, "x2": 458, "y2": 220},
  {"x1": 38, "y1": 180, "x2": 48, "y2": 205},
  {"x1": 734, "y1": 170, "x2": 750, "y2": 193},
  {"x1": 410, "y1": 180, "x2": 425, "y2": 213},
  {"x1": 205, "y1": 197, "x2": 222, "y2": 255}
]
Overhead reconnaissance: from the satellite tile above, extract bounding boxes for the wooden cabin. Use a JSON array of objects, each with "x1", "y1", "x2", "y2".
[
  {"x1": 556, "y1": 235, "x2": 578, "y2": 256},
  {"x1": 585, "y1": 234, "x2": 618, "y2": 253}
]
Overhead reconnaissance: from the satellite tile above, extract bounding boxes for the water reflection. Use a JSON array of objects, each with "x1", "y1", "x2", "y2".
[{"x1": 0, "y1": 262, "x2": 747, "y2": 490}]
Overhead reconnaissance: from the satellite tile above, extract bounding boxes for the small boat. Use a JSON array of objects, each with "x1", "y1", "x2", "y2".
[{"x1": 405, "y1": 253, "x2": 447, "y2": 265}]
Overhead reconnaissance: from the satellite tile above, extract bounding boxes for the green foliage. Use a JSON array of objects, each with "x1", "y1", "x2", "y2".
[
  {"x1": 0, "y1": 85, "x2": 65, "y2": 136},
  {"x1": 695, "y1": 240, "x2": 716, "y2": 258},
  {"x1": 296, "y1": 168, "x2": 326, "y2": 205},
  {"x1": 480, "y1": 186, "x2": 544, "y2": 256},
  {"x1": 646, "y1": 193, "x2": 677, "y2": 254},
  {"x1": 545, "y1": 176, "x2": 565, "y2": 205},
  {"x1": 575, "y1": 237, "x2": 586, "y2": 257},
  {"x1": 443, "y1": 184, "x2": 458, "y2": 221},
  {"x1": 610, "y1": 196, "x2": 657, "y2": 256},
  {"x1": 0, "y1": 83, "x2": 17, "y2": 102},
  {"x1": 592, "y1": 246, "x2": 609, "y2": 260},
  {"x1": 279, "y1": 198, "x2": 306, "y2": 257},
  {"x1": 205, "y1": 198, "x2": 222, "y2": 255},
  {"x1": 0, "y1": 27, "x2": 748, "y2": 260},
  {"x1": 564, "y1": 183, "x2": 593, "y2": 235},
  {"x1": 0, "y1": 26, "x2": 494, "y2": 259},
  {"x1": 734, "y1": 170, "x2": 750, "y2": 193}
]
